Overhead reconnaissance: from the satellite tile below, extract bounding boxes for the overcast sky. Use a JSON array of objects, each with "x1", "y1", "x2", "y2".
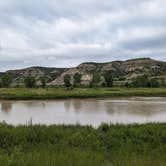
[{"x1": 0, "y1": 0, "x2": 166, "y2": 71}]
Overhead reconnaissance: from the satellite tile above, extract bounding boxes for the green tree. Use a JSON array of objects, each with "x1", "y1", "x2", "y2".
[
  {"x1": 161, "y1": 77, "x2": 165, "y2": 86},
  {"x1": 64, "y1": 74, "x2": 71, "y2": 88},
  {"x1": 1, "y1": 74, "x2": 12, "y2": 88},
  {"x1": 92, "y1": 73, "x2": 101, "y2": 87},
  {"x1": 149, "y1": 78, "x2": 159, "y2": 88},
  {"x1": 73, "y1": 73, "x2": 81, "y2": 87},
  {"x1": 0, "y1": 80, "x2": 2, "y2": 88},
  {"x1": 124, "y1": 82, "x2": 130, "y2": 88},
  {"x1": 40, "y1": 76, "x2": 47, "y2": 88},
  {"x1": 132, "y1": 75, "x2": 149, "y2": 87},
  {"x1": 103, "y1": 71, "x2": 113, "y2": 87},
  {"x1": 24, "y1": 76, "x2": 36, "y2": 88}
]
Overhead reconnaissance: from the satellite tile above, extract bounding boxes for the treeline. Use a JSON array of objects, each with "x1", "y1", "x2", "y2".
[
  {"x1": 0, "y1": 73, "x2": 164, "y2": 88},
  {"x1": 63, "y1": 71, "x2": 113, "y2": 89},
  {"x1": 0, "y1": 72, "x2": 114, "y2": 89},
  {"x1": 125, "y1": 74, "x2": 162, "y2": 88},
  {"x1": 0, "y1": 74, "x2": 47, "y2": 88},
  {"x1": 63, "y1": 73, "x2": 163, "y2": 89}
]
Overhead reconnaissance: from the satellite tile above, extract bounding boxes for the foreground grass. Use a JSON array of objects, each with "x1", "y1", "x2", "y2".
[
  {"x1": 0, "y1": 123, "x2": 165, "y2": 166},
  {"x1": 0, "y1": 87, "x2": 166, "y2": 99}
]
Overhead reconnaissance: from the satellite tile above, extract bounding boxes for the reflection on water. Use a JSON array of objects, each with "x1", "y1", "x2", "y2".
[
  {"x1": 104, "y1": 100, "x2": 165, "y2": 116},
  {"x1": 21, "y1": 101, "x2": 46, "y2": 109},
  {"x1": 1, "y1": 102, "x2": 12, "y2": 114},
  {"x1": 64, "y1": 100, "x2": 71, "y2": 111},
  {"x1": 0, "y1": 97, "x2": 166, "y2": 127}
]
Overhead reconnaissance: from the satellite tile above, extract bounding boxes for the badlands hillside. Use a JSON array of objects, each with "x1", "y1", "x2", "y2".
[{"x1": 0, "y1": 58, "x2": 166, "y2": 87}]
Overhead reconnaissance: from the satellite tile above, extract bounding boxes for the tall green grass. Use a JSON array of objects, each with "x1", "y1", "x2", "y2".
[
  {"x1": 0, "y1": 87, "x2": 166, "y2": 99},
  {"x1": 0, "y1": 123, "x2": 165, "y2": 165}
]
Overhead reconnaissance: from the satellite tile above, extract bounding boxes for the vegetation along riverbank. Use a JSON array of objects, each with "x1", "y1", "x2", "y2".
[
  {"x1": 0, "y1": 123, "x2": 165, "y2": 166},
  {"x1": 0, "y1": 87, "x2": 166, "y2": 100}
]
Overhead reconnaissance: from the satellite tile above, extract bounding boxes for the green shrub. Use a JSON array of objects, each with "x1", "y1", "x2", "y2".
[
  {"x1": 149, "y1": 78, "x2": 160, "y2": 87},
  {"x1": 40, "y1": 76, "x2": 47, "y2": 88},
  {"x1": 132, "y1": 75, "x2": 149, "y2": 87},
  {"x1": 24, "y1": 76, "x2": 36, "y2": 88},
  {"x1": 0, "y1": 123, "x2": 165, "y2": 165},
  {"x1": 132, "y1": 75, "x2": 160, "y2": 88},
  {"x1": 103, "y1": 71, "x2": 113, "y2": 87},
  {"x1": 1, "y1": 74, "x2": 12, "y2": 88},
  {"x1": 73, "y1": 73, "x2": 81, "y2": 87},
  {"x1": 91, "y1": 73, "x2": 101, "y2": 87},
  {"x1": 64, "y1": 74, "x2": 71, "y2": 89}
]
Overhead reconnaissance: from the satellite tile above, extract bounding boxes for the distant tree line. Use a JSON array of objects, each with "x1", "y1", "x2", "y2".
[
  {"x1": 0, "y1": 74, "x2": 48, "y2": 88},
  {"x1": 0, "y1": 72, "x2": 164, "y2": 89},
  {"x1": 24, "y1": 76, "x2": 48, "y2": 88},
  {"x1": 63, "y1": 71, "x2": 114, "y2": 89},
  {"x1": 125, "y1": 74, "x2": 160, "y2": 88}
]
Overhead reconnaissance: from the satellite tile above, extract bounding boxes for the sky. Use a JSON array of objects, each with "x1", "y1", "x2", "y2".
[{"x1": 0, "y1": 0, "x2": 166, "y2": 71}]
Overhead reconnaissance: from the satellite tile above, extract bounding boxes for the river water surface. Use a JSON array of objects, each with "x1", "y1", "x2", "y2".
[{"x1": 0, "y1": 97, "x2": 166, "y2": 127}]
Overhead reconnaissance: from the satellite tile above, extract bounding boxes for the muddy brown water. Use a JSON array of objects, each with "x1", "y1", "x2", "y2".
[{"x1": 0, "y1": 97, "x2": 166, "y2": 127}]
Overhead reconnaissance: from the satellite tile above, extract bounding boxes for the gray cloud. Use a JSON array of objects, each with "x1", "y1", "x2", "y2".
[{"x1": 0, "y1": 0, "x2": 166, "y2": 71}]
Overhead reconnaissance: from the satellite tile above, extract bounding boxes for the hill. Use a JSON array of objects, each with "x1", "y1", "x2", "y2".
[
  {"x1": 0, "y1": 58, "x2": 166, "y2": 87},
  {"x1": 48, "y1": 58, "x2": 166, "y2": 86}
]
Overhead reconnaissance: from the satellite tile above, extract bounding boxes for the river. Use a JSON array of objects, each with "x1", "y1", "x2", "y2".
[{"x1": 0, "y1": 97, "x2": 166, "y2": 127}]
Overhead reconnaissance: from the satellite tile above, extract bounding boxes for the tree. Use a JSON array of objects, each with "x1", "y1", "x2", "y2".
[
  {"x1": 73, "y1": 73, "x2": 81, "y2": 87},
  {"x1": 92, "y1": 73, "x2": 101, "y2": 87},
  {"x1": 103, "y1": 71, "x2": 113, "y2": 87},
  {"x1": 1, "y1": 74, "x2": 12, "y2": 88},
  {"x1": 149, "y1": 78, "x2": 159, "y2": 88},
  {"x1": 64, "y1": 74, "x2": 71, "y2": 88},
  {"x1": 161, "y1": 77, "x2": 165, "y2": 86},
  {"x1": 24, "y1": 76, "x2": 36, "y2": 88},
  {"x1": 131, "y1": 75, "x2": 161, "y2": 88},
  {"x1": 40, "y1": 76, "x2": 47, "y2": 88},
  {"x1": 0, "y1": 80, "x2": 2, "y2": 88},
  {"x1": 132, "y1": 75, "x2": 149, "y2": 87}
]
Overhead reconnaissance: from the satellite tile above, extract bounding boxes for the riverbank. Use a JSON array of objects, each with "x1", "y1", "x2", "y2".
[
  {"x1": 0, "y1": 87, "x2": 166, "y2": 99},
  {"x1": 0, "y1": 123, "x2": 165, "y2": 166}
]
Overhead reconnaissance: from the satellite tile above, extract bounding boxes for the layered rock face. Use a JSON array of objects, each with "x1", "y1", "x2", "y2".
[
  {"x1": 0, "y1": 58, "x2": 166, "y2": 86},
  {"x1": 48, "y1": 58, "x2": 166, "y2": 86},
  {"x1": 0, "y1": 67, "x2": 66, "y2": 86}
]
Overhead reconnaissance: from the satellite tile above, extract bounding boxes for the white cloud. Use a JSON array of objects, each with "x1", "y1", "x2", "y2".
[{"x1": 0, "y1": 0, "x2": 165, "y2": 71}]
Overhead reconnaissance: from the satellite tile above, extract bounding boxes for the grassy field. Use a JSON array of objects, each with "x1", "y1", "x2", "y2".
[
  {"x1": 0, "y1": 87, "x2": 166, "y2": 99},
  {"x1": 0, "y1": 123, "x2": 165, "y2": 166}
]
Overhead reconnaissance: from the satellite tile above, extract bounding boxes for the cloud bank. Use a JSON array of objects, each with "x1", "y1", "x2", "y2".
[{"x1": 0, "y1": 0, "x2": 166, "y2": 71}]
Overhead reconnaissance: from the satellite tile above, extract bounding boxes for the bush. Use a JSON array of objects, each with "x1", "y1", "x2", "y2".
[
  {"x1": 0, "y1": 123, "x2": 165, "y2": 166},
  {"x1": 24, "y1": 76, "x2": 36, "y2": 88},
  {"x1": 40, "y1": 76, "x2": 47, "y2": 88},
  {"x1": 64, "y1": 74, "x2": 71, "y2": 88},
  {"x1": 149, "y1": 78, "x2": 160, "y2": 88},
  {"x1": 91, "y1": 73, "x2": 101, "y2": 87},
  {"x1": 103, "y1": 71, "x2": 113, "y2": 87},
  {"x1": 1, "y1": 74, "x2": 12, "y2": 88},
  {"x1": 132, "y1": 75, "x2": 160, "y2": 88},
  {"x1": 73, "y1": 73, "x2": 81, "y2": 87}
]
